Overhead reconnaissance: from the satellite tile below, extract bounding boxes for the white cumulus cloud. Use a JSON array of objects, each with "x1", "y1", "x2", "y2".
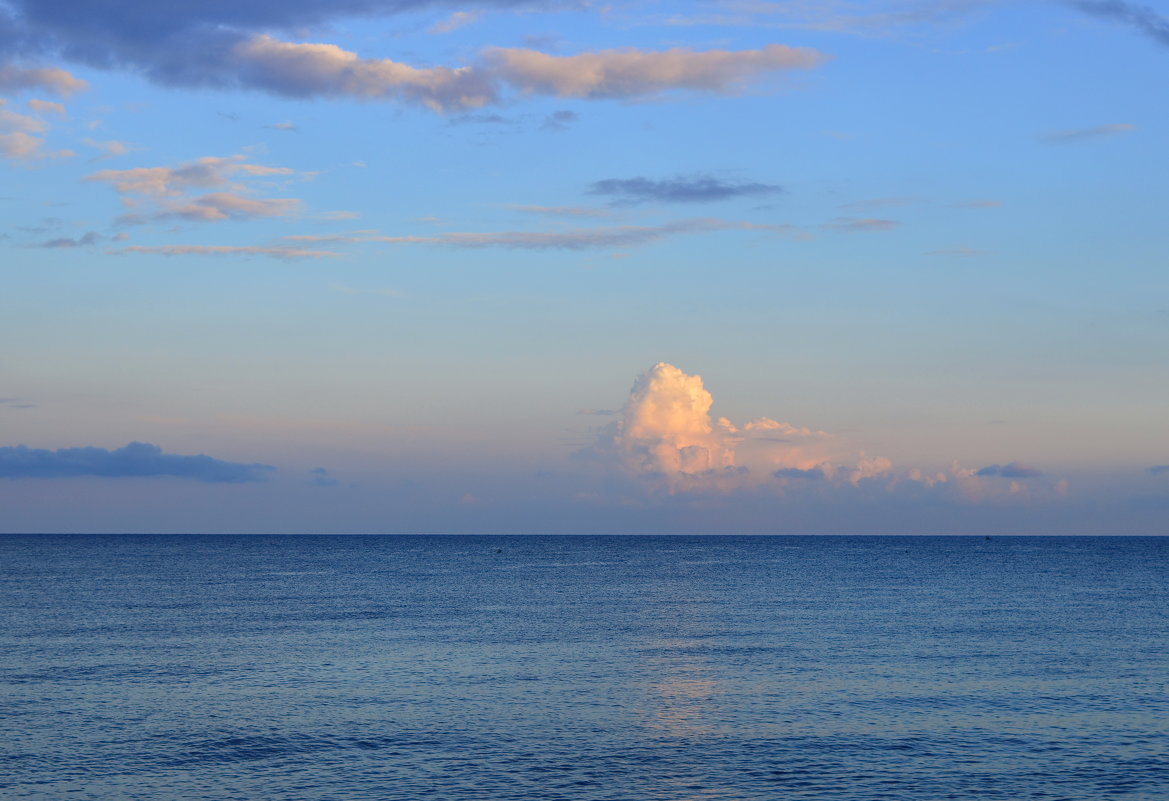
[{"x1": 596, "y1": 362, "x2": 877, "y2": 493}]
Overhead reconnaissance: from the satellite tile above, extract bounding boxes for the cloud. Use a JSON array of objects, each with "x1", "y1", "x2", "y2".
[
  {"x1": 284, "y1": 218, "x2": 801, "y2": 251},
  {"x1": 117, "y1": 244, "x2": 338, "y2": 260},
  {"x1": 26, "y1": 98, "x2": 65, "y2": 115},
  {"x1": 577, "y1": 363, "x2": 1074, "y2": 510},
  {"x1": 1148, "y1": 465, "x2": 1169, "y2": 475},
  {"x1": 541, "y1": 109, "x2": 577, "y2": 131},
  {"x1": 428, "y1": 10, "x2": 483, "y2": 34},
  {"x1": 85, "y1": 154, "x2": 301, "y2": 225},
  {"x1": 821, "y1": 217, "x2": 898, "y2": 232},
  {"x1": 309, "y1": 466, "x2": 340, "y2": 486},
  {"x1": 267, "y1": 120, "x2": 298, "y2": 131},
  {"x1": 37, "y1": 230, "x2": 102, "y2": 248},
  {"x1": 0, "y1": 0, "x2": 828, "y2": 111},
  {"x1": 928, "y1": 246, "x2": 987, "y2": 256},
  {"x1": 230, "y1": 35, "x2": 497, "y2": 112},
  {"x1": 446, "y1": 112, "x2": 513, "y2": 126},
  {"x1": 773, "y1": 467, "x2": 828, "y2": 480},
  {"x1": 83, "y1": 137, "x2": 130, "y2": 159},
  {"x1": 222, "y1": 38, "x2": 825, "y2": 112},
  {"x1": 976, "y1": 462, "x2": 1043, "y2": 478},
  {"x1": 1070, "y1": 0, "x2": 1169, "y2": 48},
  {"x1": 588, "y1": 174, "x2": 783, "y2": 205},
  {"x1": 591, "y1": 362, "x2": 881, "y2": 493},
  {"x1": 0, "y1": 64, "x2": 87, "y2": 96},
  {"x1": 1042, "y1": 123, "x2": 1135, "y2": 143},
  {"x1": 839, "y1": 196, "x2": 919, "y2": 211},
  {"x1": 0, "y1": 98, "x2": 74, "y2": 161},
  {"x1": 484, "y1": 44, "x2": 824, "y2": 99},
  {"x1": 86, "y1": 154, "x2": 292, "y2": 196},
  {"x1": 950, "y1": 199, "x2": 1002, "y2": 208},
  {"x1": 0, "y1": 441, "x2": 274, "y2": 482},
  {"x1": 510, "y1": 205, "x2": 612, "y2": 218}
]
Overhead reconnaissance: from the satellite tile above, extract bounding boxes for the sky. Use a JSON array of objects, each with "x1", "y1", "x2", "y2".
[{"x1": 1, "y1": 0, "x2": 1167, "y2": 534}]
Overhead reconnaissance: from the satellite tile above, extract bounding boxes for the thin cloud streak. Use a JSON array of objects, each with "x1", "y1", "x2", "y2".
[
  {"x1": 821, "y1": 217, "x2": 898, "y2": 232},
  {"x1": 588, "y1": 174, "x2": 784, "y2": 205},
  {"x1": 117, "y1": 245, "x2": 339, "y2": 259},
  {"x1": 1042, "y1": 123, "x2": 1135, "y2": 143},
  {"x1": 284, "y1": 218, "x2": 803, "y2": 251}
]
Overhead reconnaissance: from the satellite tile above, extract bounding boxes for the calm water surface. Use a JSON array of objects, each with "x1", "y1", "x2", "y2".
[{"x1": 1, "y1": 535, "x2": 1166, "y2": 800}]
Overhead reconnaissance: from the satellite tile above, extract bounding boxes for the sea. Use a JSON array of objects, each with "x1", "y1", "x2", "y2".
[{"x1": 1, "y1": 535, "x2": 1166, "y2": 800}]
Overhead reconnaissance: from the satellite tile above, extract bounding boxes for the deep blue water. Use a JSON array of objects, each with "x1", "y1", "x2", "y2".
[{"x1": 1, "y1": 535, "x2": 1166, "y2": 800}]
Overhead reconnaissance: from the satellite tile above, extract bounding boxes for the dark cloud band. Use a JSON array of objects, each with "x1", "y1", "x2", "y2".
[{"x1": 0, "y1": 441, "x2": 274, "y2": 482}]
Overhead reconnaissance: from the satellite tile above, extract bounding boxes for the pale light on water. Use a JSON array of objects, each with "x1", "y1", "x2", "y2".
[{"x1": 1, "y1": 535, "x2": 1166, "y2": 800}]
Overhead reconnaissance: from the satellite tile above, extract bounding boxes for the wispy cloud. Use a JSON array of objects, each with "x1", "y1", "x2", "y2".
[
  {"x1": 541, "y1": 109, "x2": 578, "y2": 131},
  {"x1": 1042, "y1": 123, "x2": 1135, "y2": 143},
  {"x1": 950, "y1": 199, "x2": 1002, "y2": 208},
  {"x1": 839, "y1": 196, "x2": 920, "y2": 211},
  {"x1": 309, "y1": 466, "x2": 340, "y2": 486},
  {"x1": 1149, "y1": 464, "x2": 1169, "y2": 475},
  {"x1": 428, "y1": 10, "x2": 484, "y2": 34},
  {"x1": 0, "y1": 64, "x2": 87, "y2": 97},
  {"x1": 928, "y1": 246, "x2": 987, "y2": 256},
  {"x1": 1070, "y1": 0, "x2": 1169, "y2": 48},
  {"x1": 821, "y1": 217, "x2": 898, "y2": 232},
  {"x1": 589, "y1": 174, "x2": 783, "y2": 205},
  {"x1": 86, "y1": 154, "x2": 301, "y2": 225},
  {"x1": 509, "y1": 204, "x2": 612, "y2": 218},
  {"x1": 36, "y1": 231, "x2": 103, "y2": 248},
  {"x1": 977, "y1": 462, "x2": 1042, "y2": 478},
  {"x1": 0, "y1": 98, "x2": 74, "y2": 162},
  {"x1": 284, "y1": 218, "x2": 802, "y2": 251},
  {"x1": 83, "y1": 138, "x2": 131, "y2": 160},
  {"x1": 226, "y1": 38, "x2": 827, "y2": 112},
  {"x1": 484, "y1": 43, "x2": 823, "y2": 99},
  {"x1": 0, "y1": 441, "x2": 274, "y2": 482},
  {"x1": 26, "y1": 98, "x2": 65, "y2": 116},
  {"x1": 117, "y1": 245, "x2": 338, "y2": 260}
]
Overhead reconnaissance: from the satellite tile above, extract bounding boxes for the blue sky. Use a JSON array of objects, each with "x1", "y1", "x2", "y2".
[{"x1": 1, "y1": 0, "x2": 1167, "y2": 533}]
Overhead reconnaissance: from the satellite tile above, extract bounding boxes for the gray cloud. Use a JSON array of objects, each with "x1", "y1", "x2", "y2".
[
  {"x1": 774, "y1": 467, "x2": 827, "y2": 480},
  {"x1": 1042, "y1": 123, "x2": 1135, "y2": 143},
  {"x1": 1149, "y1": 464, "x2": 1169, "y2": 475},
  {"x1": 588, "y1": 174, "x2": 783, "y2": 205},
  {"x1": 284, "y1": 218, "x2": 801, "y2": 251},
  {"x1": 0, "y1": 4, "x2": 824, "y2": 112},
  {"x1": 0, "y1": 441, "x2": 274, "y2": 482},
  {"x1": 37, "y1": 230, "x2": 101, "y2": 247},
  {"x1": 976, "y1": 462, "x2": 1042, "y2": 478},
  {"x1": 118, "y1": 244, "x2": 338, "y2": 259},
  {"x1": 0, "y1": 1, "x2": 533, "y2": 83},
  {"x1": 542, "y1": 109, "x2": 577, "y2": 131},
  {"x1": 310, "y1": 466, "x2": 340, "y2": 486},
  {"x1": 820, "y1": 217, "x2": 898, "y2": 232},
  {"x1": 1071, "y1": 1, "x2": 1169, "y2": 47}
]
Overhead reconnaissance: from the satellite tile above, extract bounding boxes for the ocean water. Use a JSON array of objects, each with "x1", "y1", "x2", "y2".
[{"x1": 1, "y1": 535, "x2": 1166, "y2": 801}]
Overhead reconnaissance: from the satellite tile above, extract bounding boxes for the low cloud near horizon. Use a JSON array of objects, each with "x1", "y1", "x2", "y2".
[
  {"x1": 0, "y1": 442, "x2": 274, "y2": 483},
  {"x1": 581, "y1": 363, "x2": 1067, "y2": 506}
]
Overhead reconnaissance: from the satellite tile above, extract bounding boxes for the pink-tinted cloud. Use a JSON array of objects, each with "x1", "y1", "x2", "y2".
[
  {"x1": 116, "y1": 244, "x2": 338, "y2": 260},
  {"x1": 0, "y1": 64, "x2": 88, "y2": 97},
  {"x1": 86, "y1": 154, "x2": 301, "y2": 225},
  {"x1": 483, "y1": 43, "x2": 824, "y2": 99},
  {"x1": 223, "y1": 36, "x2": 826, "y2": 112}
]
